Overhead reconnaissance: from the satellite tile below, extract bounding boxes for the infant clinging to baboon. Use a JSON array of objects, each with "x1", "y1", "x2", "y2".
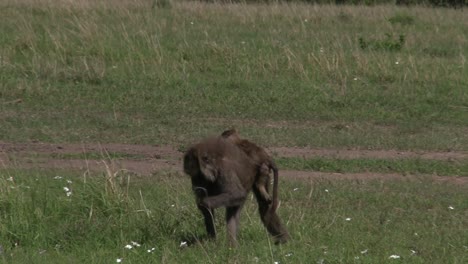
[
  {"x1": 221, "y1": 129, "x2": 279, "y2": 207},
  {"x1": 183, "y1": 133, "x2": 289, "y2": 246}
]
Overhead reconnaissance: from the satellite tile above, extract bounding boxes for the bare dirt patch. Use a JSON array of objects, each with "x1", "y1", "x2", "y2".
[{"x1": 1, "y1": 141, "x2": 467, "y2": 185}]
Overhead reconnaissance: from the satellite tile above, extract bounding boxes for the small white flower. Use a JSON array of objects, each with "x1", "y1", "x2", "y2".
[
  {"x1": 285, "y1": 253, "x2": 293, "y2": 257},
  {"x1": 63, "y1": 187, "x2": 70, "y2": 192},
  {"x1": 304, "y1": 19, "x2": 308, "y2": 22},
  {"x1": 395, "y1": 61, "x2": 399, "y2": 65},
  {"x1": 389, "y1": 255, "x2": 400, "y2": 259},
  {"x1": 361, "y1": 249, "x2": 368, "y2": 254},
  {"x1": 353, "y1": 77, "x2": 358, "y2": 81},
  {"x1": 67, "y1": 180, "x2": 72, "y2": 184},
  {"x1": 180, "y1": 241, "x2": 187, "y2": 248},
  {"x1": 410, "y1": 250, "x2": 417, "y2": 255},
  {"x1": 147, "y1": 249, "x2": 152, "y2": 253},
  {"x1": 116, "y1": 258, "x2": 123, "y2": 263},
  {"x1": 66, "y1": 191, "x2": 72, "y2": 197},
  {"x1": 414, "y1": 232, "x2": 418, "y2": 236},
  {"x1": 54, "y1": 176, "x2": 62, "y2": 180},
  {"x1": 131, "y1": 241, "x2": 141, "y2": 247},
  {"x1": 345, "y1": 217, "x2": 352, "y2": 221},
  {"x1": 124, "y1": 244, "x2": 133, "y2": 249},
  {"x1": 274, "y1": 262, "x2": 280, "y2": 264},
  {"x1": 7, "y1": 177, "x2": 13, "y2": 182},
  {"x1": 293, "y1": 188, "x2": 299, "y2": 191},
  {"x1": 354, "y1": 256, "x2": 360, "y2": 260},
  {"x1": 171, "y1": 204, "x2": 175, "y2": 207},
  {"x1": 112, "y1": 65, "x2": 117, "y2": 69},
  {"x1": 320, "y1": 48, "x2": 324, "y2": 53},
  {"x1": 325, "y1": 189, "x2": 329, "y2": 193},
  {"x1": 448, "y1": 206, "x2": 454, "y2": 210},
  {"x1": 241, "y1": 41, "x2": 246, "y2": 45},
  {"x1": 190, "y1": 22, "x2": 194, "y2": 25}
]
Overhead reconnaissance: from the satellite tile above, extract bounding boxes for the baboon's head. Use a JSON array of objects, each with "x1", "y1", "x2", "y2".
[
  {"x1": 185, "y1": 137, "x2": 229, "y2": 182},
  {"x1": 221, "y1": 128, "x2": 241, "y2": 144}
]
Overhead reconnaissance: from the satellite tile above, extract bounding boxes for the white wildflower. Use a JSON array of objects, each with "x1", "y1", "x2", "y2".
[
  {"x1": 66, "y1": 191, "x2": 72, "y2": 197},
  {"x1": 180, "y1": 241, "x2": 187, "y2": 248},
  {"x1": 395, "y1": 61, "x2": 399, "y2": 65},
  {"x1": 63, "y1": 187, "x2": 70, "y2": 192},
  {"x1": 410, "y1": 250, "x2": 417, "y2": 255},
  {"x1": 345, "y1": 217, "x2": 352, "y2": 221},
  {"x1": 124, "y1": 244, "x2": 133, "y2": 249},
  {"x1": 7, "y1": 177, "x2": 13, "y2": 182},
  {"x1": 389, "y1": 255, "x2": 400, "y2": 259},
  {"x1": 293, "y1": 188, "x2": 299, "y2": 191},
  {"x1": 448, "y1": 206, "x2": 454, "y2": 210},
  {"x1": 285, "y1": 253, "x2": 293, "y2": 257},
  {"x1": 67, "y1": 180, "x2": 72, "y2": 184},
  {"x1": 304, "y1": 19, "x2": 308, "y2": 22},
  {"x1": 354, "y1": 256, "x2": 360, "y2": 260},
  {"x1": 54, "y1": 176, "x2": 62, "y2": 180},
  {"x1": 325, "y1": 189, "x2": 329, "y2": 193},
  {"x1": 353, "y1": 77, "x2": 358, "y2": 81},
  {"x1": 131, "y1": 241, "x2": 141, "y2": 247},
  {"x1": 116, "y1": 258, "x2": 123, "y2": 263},
  {"x1": 190, "y1": 22, "x2": 194, "y2": 25},
  {"x1": 361, "y1": 249, "x2": 368, "y2": 254}
]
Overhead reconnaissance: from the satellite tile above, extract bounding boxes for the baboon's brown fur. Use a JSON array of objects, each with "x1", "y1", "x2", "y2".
[{"x1": 183, "y1": 136, "x2": 289, "y2": 246}]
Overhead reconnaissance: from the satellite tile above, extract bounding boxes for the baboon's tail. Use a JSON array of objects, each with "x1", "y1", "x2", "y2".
[{"x1": 270, "y1": 161, "x2": 279, "y2": 212}]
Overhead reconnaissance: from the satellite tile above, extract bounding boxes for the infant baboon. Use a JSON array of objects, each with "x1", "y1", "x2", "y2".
[
  {"x1": 221, "y1": 129, "x2": 278, "y2": 207},
  {"x1": 183, "y1": 136, "x2": 289, "y2": 246}
]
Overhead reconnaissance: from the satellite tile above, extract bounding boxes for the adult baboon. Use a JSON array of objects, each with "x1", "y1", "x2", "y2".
[{"x1": 183, "y1": 136, "x2": 289, "y2": 246}]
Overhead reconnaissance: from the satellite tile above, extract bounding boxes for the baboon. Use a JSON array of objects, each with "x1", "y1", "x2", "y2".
[
  {"x1": 183, "y1": 136, "x2": 289, "y2": 246},
  {"x1": 221, "y1": 129, "x2": 278, "y2": 207}
]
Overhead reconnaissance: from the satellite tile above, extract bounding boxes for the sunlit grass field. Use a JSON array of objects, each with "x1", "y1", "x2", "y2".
[
  {"x1": 0, "y1": 0, "x2": 467, "y2": 150},
  {"x1": 0, "y1": 1, "x2": 467, "y2": 263},
  {"x1": 0, "y1": 169, "x2": 466, "y2": 263}
]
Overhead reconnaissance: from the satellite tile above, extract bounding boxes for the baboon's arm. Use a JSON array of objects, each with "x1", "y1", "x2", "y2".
[{"x1": 201, "y1": 171, "x2": 247, "y2": 209}]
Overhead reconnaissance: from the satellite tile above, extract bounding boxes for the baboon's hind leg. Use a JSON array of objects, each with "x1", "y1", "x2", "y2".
[{"x1": 252, "y1": 186, "x2": 289, "y2": 244}]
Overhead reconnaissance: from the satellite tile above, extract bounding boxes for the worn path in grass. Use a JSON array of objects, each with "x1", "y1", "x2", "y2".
[{"x1": 1, "y1": 141, "x2": 467, "y2": 185}]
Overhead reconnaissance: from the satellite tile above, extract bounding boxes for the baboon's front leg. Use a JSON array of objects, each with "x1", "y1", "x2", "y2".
[
  {"x1": 226, "y1": 206, "x2": 242, "y2": 247},
  {"x1": 197, "y1": 205, "x2": 216, "y2": 238}
]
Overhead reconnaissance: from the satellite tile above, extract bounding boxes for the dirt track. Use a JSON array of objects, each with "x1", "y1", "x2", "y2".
[{"x1": 1, "y1": 141, "x2": 467, "y2": 185}]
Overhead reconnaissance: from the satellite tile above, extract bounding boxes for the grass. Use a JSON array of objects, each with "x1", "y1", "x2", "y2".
[
  {"x1": 0, "y1": 169, "x2": 467, "y2": 263},
  {"x1": 277, "y1": 157, "x2": 468, "y2": 176},
  {"x1": 0, "y1": 1, "x2": 467, "y2": 150}
]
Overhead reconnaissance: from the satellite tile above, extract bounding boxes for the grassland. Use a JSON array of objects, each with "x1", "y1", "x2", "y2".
[
  {"x1": 0, "y1": 0, "x2": 467, "y2": 150},
  {"x1": 0, "y1": 1, "x2": 467, "y2": 263},
  {"x1": 0, "y1": 169, "x2": 467, "y2": 263}
]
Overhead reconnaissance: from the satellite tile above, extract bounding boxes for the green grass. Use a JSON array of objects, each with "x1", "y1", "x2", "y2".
[
  {"x1": 0, "y1": 169, "x2": 467, "y2": 263},
  {"x1": 277, "y1": 157, "x2": 468, "y2": 176},
  {"x1": 0, "y1": 1, "x2": 467, "y2": 150}
]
